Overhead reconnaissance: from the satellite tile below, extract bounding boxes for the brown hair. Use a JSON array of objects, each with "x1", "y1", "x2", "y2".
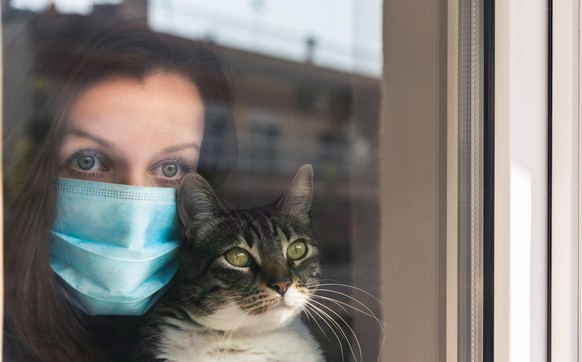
[{"x1": 4, "y1": 14, "x2": 236, "y2": 361}]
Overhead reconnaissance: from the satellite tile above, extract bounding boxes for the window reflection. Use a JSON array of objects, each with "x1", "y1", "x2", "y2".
[{"x1": 4, "y1": 0, "x2": 383, "y2": 360}]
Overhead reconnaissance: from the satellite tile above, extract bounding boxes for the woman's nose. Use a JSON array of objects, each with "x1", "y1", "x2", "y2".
[{"x1": 116, "y1": 170, "x2": 149, "y2": 187}]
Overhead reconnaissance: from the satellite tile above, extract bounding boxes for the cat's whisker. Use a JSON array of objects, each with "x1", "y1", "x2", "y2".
[
  {"x1": 309, "y1": 299, "x2": 362, "y2": 362},
  {"x1": 310, "y1": 301, "x2": 357, "y2": 361},
  {"x1": 304, "y1": 282, "x2": 321, "y2": 290},
  {"x1": 164, "y1": 292, "x2": 237, "y2": 309},
  {"x1": 224, "y1": 313, "x2": 249, "y2": 361},
  {"x1": 188, "y1": 296, "x2": 239, "y2": 319},
  {"x1": 216, "y1": 308, "x2": 249, "y2": 362},
  {"x1": 211, "y1": 327, "x2": 229, "y2": 362},
  {"x1": 305, "y1": 302, "x2": 357, "y2": 362},
  {"x1": 219, "y1": 303, "x2": 264, "y2": 362},
  {"x1": 314, "y1": 289, "x2": 387, "y2": 352},
  {"x1": 310, "y1": 283, "x2": 388, "y2": 360},
  {"x1": 175, "y1": 296, "x2": 240, "y2": 329},
  {"x1": 162, "y1": 293, "x2": 201, "y2": 306},
  {"x1": 222, "y1": 301, "x2": 280, "y2": 361},
  {"x1": 315, "y1": 282, "x2": 389, "y2": 313},
  {"x1": 313, "y1": 288, "x2": 387, "y2": 329},
  {"x1": 219, "y1": 327, "x2": 237, "y2": 362},
  {"x1": 214, "y1": 310, "x2": 238, "y2": 361},
  {"x1": 304, "y1": 303, "x2": 345, "y2": 362},
  {"x1": 311, "y1": 294, "x2": 385, "y2": 332},
  {"x1": 301, "y1": 306, "x2": 332, "y2": 344},
  {"x1": 310, "y1": 294, "x2": 353, "y2": 318}
]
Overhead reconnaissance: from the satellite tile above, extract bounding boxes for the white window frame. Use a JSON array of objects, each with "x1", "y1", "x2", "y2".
[
  {"x1": 550, "y1": 0, "x2": 580, "y2": 361},
  {"x1": 494, "y1": 0, "x2": 549, "y2": 361}
]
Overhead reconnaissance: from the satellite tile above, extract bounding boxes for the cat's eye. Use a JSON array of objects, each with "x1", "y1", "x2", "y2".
[
  {"x1": 225, "y1": 247, "x2": 251, "y2": 267},
  {"x1": 287, "y1": 240, "x2": 307, "y2": 260}
]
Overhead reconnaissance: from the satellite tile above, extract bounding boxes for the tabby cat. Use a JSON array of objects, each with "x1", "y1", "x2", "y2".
[{"x1": 141, "y1": 164, "x2": 324, "y2": 361}]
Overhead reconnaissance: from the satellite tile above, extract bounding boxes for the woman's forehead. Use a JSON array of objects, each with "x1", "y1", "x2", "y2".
[{"x1": 66, "y1": 72, "x2": 204, "y2": 144}]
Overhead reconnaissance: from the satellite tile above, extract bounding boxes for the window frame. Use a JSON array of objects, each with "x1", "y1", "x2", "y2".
[
  {"x1": 380, "y1": 0, "x2": 448, "y2": 360},
  {"x1": 494, "y1": 0, "x2": 549, "y2": 359},
  {"x1": 382, "y1": 0, "x2": 551, "y2": 361},
  {"x1": 550, "y1": 0, "x2": 580, "y2": 360}
]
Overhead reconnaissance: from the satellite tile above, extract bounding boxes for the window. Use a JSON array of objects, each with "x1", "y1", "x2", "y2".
[
  {"x1": 2, "y1": 0, "x2": 383, "y2": 361},
  {"x1": 4, "y1": 0, "x2": 562, "y2": 361}
]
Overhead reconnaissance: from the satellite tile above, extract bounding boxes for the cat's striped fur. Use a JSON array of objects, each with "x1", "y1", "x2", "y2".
[{"x1": 141, "y1": 165, "x2": 324, "y2": 361}]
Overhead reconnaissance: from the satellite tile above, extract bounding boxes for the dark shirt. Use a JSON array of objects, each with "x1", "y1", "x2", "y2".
[
  {"x1": 3, "y1": 315, "x2": 144, "y2": 362},
  {"x1": 85, "y1": 315, "x2": 144, "y2": 362}
]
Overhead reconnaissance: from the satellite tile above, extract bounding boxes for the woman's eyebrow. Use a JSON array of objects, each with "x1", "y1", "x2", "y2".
[
  {"x1": 65, "y1": 129, "x2": 113, "y2": 148},
  {"x1": 160, "y1": 143, "x2": 201, "y2": 154}
]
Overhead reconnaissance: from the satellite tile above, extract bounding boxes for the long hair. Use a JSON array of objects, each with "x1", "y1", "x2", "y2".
[{"x1": 3, "y1": 14, "x2": 236, "y2": 361}]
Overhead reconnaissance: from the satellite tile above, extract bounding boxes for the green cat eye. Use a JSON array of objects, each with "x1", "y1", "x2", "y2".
[
  {"x1": 225, "y1": 247, "x2": 251, "y2": 267},
  {"x1": 287, "y1": 240, "x2": 307, "y2": 260}
]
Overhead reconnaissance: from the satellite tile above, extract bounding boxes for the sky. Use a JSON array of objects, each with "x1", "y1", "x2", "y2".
[
  {"x1": 9, "y1": 0, "x2": 382, "y2": 76},
  {"x1": 10, "y1": 0, "x2": 121, "y2": 14}
]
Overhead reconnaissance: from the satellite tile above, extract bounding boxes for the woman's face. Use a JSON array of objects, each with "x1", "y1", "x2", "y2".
[{"x1": 58, "y1": 72, "x2": 204, "y2": 187}]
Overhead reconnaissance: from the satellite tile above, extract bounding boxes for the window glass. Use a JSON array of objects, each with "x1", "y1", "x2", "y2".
[{"x1": 3, "y1": 0, "x2": 383, "y2": 360}]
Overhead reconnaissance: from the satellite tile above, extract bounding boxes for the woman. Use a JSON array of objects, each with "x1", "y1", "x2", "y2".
[{"x1": 4, "y1": 14, "x2": 236, "y2": 361}]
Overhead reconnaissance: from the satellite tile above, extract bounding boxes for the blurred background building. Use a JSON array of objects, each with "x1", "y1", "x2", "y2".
[{"x1": 2, "y1": 1, "x2": 382, "y2": 360}]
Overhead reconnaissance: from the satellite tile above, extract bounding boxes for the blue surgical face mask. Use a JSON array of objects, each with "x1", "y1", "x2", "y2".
[{"x1": 48, "y1": 178, "x2": 181, "y2": 316}]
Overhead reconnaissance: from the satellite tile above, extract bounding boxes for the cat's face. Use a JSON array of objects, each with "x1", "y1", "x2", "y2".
[{"x1": 174, "y1": 165, "x2": 320, "y2": 333}]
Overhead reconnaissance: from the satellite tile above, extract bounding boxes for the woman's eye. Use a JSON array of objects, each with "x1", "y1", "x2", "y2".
[
  {"x1": 152, "y1": 160, "x2": 194, "y2": 181},
  {"x1": 67, "y1": 152, "x2": 107, "y2": 173},
  {"x1": 76, "y1": 155, "x2": 96, "y2": 170},
  {"x1": 161, "y1": 162, "x2": 179, "y2": 177}
]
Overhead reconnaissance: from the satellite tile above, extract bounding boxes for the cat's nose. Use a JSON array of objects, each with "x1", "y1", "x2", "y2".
[{"x1": 269, "y1": 280, "x2": 292, "y2": 296}]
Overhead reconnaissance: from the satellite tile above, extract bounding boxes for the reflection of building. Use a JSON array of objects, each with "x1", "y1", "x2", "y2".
[
  {"x1": 2, "y1": 1, "x2": 381, "y2": 360},
  {"x1": 206, "y1": 39, "x2": 380, "y2": 190},
  {"x1": 218, "y1": 42, "x2": 378, "y2": 177}
]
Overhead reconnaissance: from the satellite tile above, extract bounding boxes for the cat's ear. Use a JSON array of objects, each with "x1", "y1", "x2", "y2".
[
  {"x1": 275, "y1": 164, "x2": 313, "y2": 217},
  {"x1": 178, "y1": 173, "x2": 225, "y2": 231}
]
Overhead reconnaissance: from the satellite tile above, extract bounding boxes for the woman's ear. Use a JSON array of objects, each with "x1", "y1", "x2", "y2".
[
  {"x1": 178, "y1": 173, "x2": 224, "y2": 234},
  {"x1": 275, "y1": 164, "x2": 313, "y2": 217}
]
